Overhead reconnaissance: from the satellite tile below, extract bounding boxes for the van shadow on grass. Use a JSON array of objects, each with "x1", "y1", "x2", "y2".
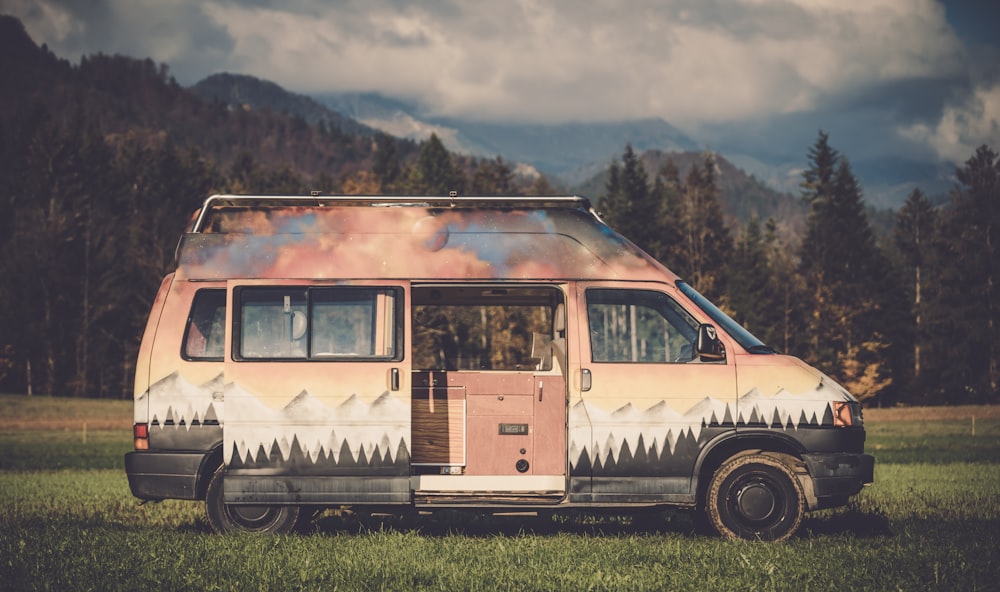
[
  {"x1": 306, "y1": 504, "x2": 897, "y2": 540},
  {"x1": 799, "y1": 504, "x2": 893, "y2": 538},
  {"x1": 169, "y1": 505, "x2": 895, "y2": 539},
  {"x1": 306, "y1": 507, "x2": 704, "y2": 538}
]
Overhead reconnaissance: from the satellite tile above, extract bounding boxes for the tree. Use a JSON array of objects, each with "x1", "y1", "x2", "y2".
[
  {"x1": 598, "y1": 153, "x2": 626, "y2": 229},
  {"x1": 893, "y1": 188, "x2": 938, "y2": 389},
  {"x1": 797, "y1": 131, "x2": 895, "y2": 402},
  {"x1": 597, "y1": 145, "x2": 655, "y2": 251},
  {"x1": 402, "y1": 133, "x2": 463, "y2": 194},
  {"x1": 935, "y1": 145, "x2": 1000, "y2": 401},
  {"x1": 680, "y1": 153, "x2": 732, "y2": 300},
  {"x1": 469, "y1": 157, "x2": 516, "y2": 195},
  {"x1": 648, "y1": 159, "x2": 686, "y2": 272},
  {"x1": 372, "y1": 132, "x2": 401, "y2": 190},
  {"x1": 724, "y1": 217, "x2": 783, "y2": 345}
]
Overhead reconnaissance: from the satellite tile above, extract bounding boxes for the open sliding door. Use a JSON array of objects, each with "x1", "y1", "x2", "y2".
[{"x1": 409, "y1": 284, "x2": 568, "y2": 503}]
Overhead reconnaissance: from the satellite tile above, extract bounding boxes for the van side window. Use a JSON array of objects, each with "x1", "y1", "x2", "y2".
[
  {"x1": 586, "y1": 289, "x2": 699, "y2": 363},
  {"x1": 182, "y1": 289, "x2": 226, "y2": 361},
  {"x1": 413, "y1": 304, "x2": 553, "y2": 370},
  {"x1": 236, "y1": 287, "x2": 400, "y2": 360},
  {"x1": 411, "y1": 286, "x2": 562, "y2": 371}
]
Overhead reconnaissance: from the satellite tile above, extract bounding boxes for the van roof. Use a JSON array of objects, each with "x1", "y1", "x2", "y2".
[{"x1": 174, "y1": 194, "x2": 676, "y2": 282}]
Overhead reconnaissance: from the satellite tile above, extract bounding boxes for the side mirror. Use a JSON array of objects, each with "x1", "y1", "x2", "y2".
[{"x1": 697, "y1": 324, "x2": 725, "y2": 362}]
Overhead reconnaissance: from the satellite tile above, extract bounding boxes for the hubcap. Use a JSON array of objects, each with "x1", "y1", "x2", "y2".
[
  {"x1": 736, "y1": 482, "x2": 777, "y2": 522},
  {"x1": 229, "y1": 504, "x2": 276, "y2": 527}
]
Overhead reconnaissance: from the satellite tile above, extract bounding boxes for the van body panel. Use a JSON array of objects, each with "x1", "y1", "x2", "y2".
[
  {"x1": 570, "y1": 281, "x2": 739, "y2": 501},
  {"x1": 133, "y1": 273, "x2": 174, "y2": 424},
  {"x1": 221, "y1": 279, "x2": 411, "y2": 503},
  {"x1": 142, "y1": 279, "x2": 226, "y2": 450},
  {"x1": 174, "y1": 205, "x2": 673, "y2": 283}
]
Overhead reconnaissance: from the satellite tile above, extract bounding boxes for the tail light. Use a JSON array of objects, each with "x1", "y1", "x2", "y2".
[{"x1": 133, "y1": 423, "x2": 149, "y2": 450}]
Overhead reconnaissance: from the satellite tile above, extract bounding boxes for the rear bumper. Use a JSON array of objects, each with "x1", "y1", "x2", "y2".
[
  {"x1": 802, "y1": 452, "x2": 875, "y2": 500},
  {"x1": 125, "y1": 451, "x2": 211, "y2": 500}
]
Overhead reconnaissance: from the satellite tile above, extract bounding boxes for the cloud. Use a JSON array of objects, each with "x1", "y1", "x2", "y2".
[
  {"x1": 900, "y1": 83, "x2": 1000, "y2": 163},
  {"x1": 8, "y1": 0, "x2": 967, "y2": 125},
  {"x1": 7, "y1": 0, "x2": 993, "y2": 175}
]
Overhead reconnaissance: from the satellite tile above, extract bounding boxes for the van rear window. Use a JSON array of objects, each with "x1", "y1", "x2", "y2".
[
  {"x1": 235, "y1": 287, "x2": 400, "y2": 361},
  {"x1": 182, "y1": 290, "x2": 226, "y2": 361}
]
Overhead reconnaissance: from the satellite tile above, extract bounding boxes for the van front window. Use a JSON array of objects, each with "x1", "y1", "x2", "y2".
[
  {"x1": 586, "y1": 289, "x2": 699, "y2": 363},
  {"x1": 677, "y1": 281, "x2": 774, "y2": 354}
]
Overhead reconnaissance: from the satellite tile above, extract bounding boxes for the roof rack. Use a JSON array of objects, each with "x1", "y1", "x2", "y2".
[{"x1": 190, "y1": 194, "x2": 592, "y2": 233}]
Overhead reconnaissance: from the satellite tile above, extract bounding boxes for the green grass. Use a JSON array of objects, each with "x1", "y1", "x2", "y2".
[
  {"x1": 866, "y1": 417, "x2": 1000, "y2": 464},
  {"x1": 0, "y1": 429, "x2": 132, "y2": 471},
  {"x1": 0, "y1": 393, "x2": 132, "y2": 429},
  {"x1": 1, "y1": 398, "x2": 999, "y2": 591}
]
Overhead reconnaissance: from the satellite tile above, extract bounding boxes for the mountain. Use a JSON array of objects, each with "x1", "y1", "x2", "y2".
[
  {"x1": 0, "y1": 16, "x2": 379, "y2": 182},
  {"x1": 192, "y1": 73, "x2": 377, "y2": 138},
  {"x1": 313, "y1": 91, "x2": 701, "y2": 179},
  {"x1": 186, "y1": 71, "x2": 802, "y2": 230},
  {"x1": 434, "y1": 117, "x2": 701, "y2": 180},
  {"x1": 576, "y1": 149, "x2": 808, "y2": 236}
]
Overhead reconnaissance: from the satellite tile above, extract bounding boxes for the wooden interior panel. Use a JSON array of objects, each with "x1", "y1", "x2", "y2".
[{"x1": 411, "y1": 387, "x2": 465, "y2": 465}]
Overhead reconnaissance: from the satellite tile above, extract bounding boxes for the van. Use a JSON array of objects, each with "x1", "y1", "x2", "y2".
[{"x1": 125, "y1": 194, "x2": 873, "y2": 541}]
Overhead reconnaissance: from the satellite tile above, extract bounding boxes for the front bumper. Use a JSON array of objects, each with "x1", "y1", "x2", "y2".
[
  {"x1": 125, "y1": 450, "x2": 211, "y2": 500},
  {"x1": 802, "y1": 452, "x2": 875, "y2": 499}
]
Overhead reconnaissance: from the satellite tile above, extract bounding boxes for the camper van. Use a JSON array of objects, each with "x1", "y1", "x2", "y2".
[{"x1": 125, "y1": 194, "x2": 873, "y2": 541}]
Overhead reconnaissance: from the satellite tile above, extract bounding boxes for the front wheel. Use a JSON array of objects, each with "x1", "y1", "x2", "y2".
[
  {"x1": 205, "y1": 465, "x2": 300, "y2": 534},
  {"x1": 706, "y1": 453, "x2": 805, "y2": 542}
]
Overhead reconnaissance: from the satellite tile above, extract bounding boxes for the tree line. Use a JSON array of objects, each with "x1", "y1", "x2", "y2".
[
  {"x1": 598, "y1": 134, "x2": 999, "y2": 405},
  {"x1": 1, "y1": 96, "x2": 997, "y2": 407},
  {"x1": 0, "y1": 102, "x2": 549, "y2": 397}
]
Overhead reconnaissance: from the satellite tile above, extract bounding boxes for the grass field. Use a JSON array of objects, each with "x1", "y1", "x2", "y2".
[{"x1": 1, "y1": 395, "x2": 998, "y2": 591}]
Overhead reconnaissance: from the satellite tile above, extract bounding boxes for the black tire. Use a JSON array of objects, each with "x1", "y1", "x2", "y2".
[
  {"x1": 205, "y1": 465, "x2": 300, "y2": 534},
  {"x1": 706, "y1": 453, "x2": 805, "y2": 542}
]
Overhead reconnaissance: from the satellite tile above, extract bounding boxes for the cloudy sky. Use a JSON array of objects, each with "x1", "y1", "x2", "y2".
[{"x1": 7, "y1": 0, "x2": 999, "y2": 172}]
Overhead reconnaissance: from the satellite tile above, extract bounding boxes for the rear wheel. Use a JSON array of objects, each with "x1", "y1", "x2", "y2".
[
  {"x1": 706, "y1": 453, "x2": 805, "y2": 542},
  {"x1": 205, "y1": 465, "x2": 300, "y2": 534}
]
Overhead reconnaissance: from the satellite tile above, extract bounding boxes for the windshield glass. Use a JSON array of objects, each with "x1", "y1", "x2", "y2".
[{"x1": 677, "y1": 281, "x2": 773, "y2": 354}]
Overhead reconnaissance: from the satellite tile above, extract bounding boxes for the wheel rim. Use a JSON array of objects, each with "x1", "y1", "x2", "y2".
[
  {"x1": 226, "y1": 504, "x2": 283, "y2": 530},
  {"x1": 726, "y1": 471, "x2": 786, "y2": 529}
]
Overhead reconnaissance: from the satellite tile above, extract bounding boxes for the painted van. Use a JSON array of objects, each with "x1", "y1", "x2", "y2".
[{"x1": 125, "y1": 194, "x2": 873, "y2": 541}]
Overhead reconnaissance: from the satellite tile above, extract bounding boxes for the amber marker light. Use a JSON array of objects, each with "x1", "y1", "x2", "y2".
[
  {"x1": 133, "y1": 423, "x2": 149, "y2": 450},
  {"x1": 833, "y1": 401, "x2": 863, "y2": 427}
]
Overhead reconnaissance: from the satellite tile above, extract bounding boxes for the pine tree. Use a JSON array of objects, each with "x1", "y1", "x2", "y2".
[
  {"x1": 598, "y1": 152, "x2": 627, "y2": 232},
  {"x1": 372, "y1": 132, "x2": 401, "y2": 190},
  {"x1": 596, "y1": 144, "x2": 658, "y2": 251},
  {"x1": 470, "y1": 157, "x2": 516, "y2": 195},
  {"x1": 725, "y1": 217, "x2": 778, "y2": 343},
  {"x1": 937, "y1": 145, "x2": 1000, "y2": 401},
  {"x1": 402, "y1": 133, "x2": 463, "y2": 195},
  {"x1": 681, "y1": 153, "x2": 732, "y2": 300},
  {"x1": 649, "y1": 159, "x2": 685, "y2": 272},
  {"x1": 797, "y1": 132, "x2": 895, "y2": 402},
  {"x1": 893, "y1": 188, "x2": 938, "y2": 390}
]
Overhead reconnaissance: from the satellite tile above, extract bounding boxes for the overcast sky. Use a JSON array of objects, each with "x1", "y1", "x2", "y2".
[{"x1": 6, "y1": 0, "x2": 999, "y2": 168}]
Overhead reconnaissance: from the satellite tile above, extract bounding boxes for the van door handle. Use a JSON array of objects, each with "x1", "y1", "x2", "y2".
[
  {"x1": 538, "y1": 381, "x2": 543, "y2": 402},
  {"x1": 390, "y1": 368, "x2": 400, "y2": 391},
  {"x1": 581, "y1": 369, "x2": 592, "y2": 392}
]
